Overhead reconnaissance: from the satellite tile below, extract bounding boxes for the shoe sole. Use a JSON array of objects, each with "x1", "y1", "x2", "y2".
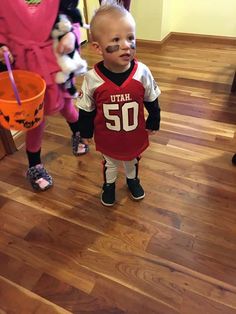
[
  {"x1": 32, "y1": 183, "x2": 53, "y2": 192},
  {"x1": 130, "y1": 192, "x2": 145, "y2": 200},
  {"x1": 101, "y1": 198, "x2": 115, "y2": 206},
  {"x1": 27, "y1": 177, "x2": 53, "y2": 192}
]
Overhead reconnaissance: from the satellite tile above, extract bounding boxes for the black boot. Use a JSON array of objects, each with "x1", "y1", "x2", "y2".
[{"x1": 101, "y1": 182, "x2": 116, "y2": 206}]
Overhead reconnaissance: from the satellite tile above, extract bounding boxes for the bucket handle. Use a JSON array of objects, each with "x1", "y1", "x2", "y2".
[{"x1": 3, "y1": 51, "x2": 22, "y2": 106}]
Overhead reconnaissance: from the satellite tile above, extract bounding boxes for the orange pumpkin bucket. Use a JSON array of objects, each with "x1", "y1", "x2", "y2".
[{"x1": 0, "y1": 54, "x2": 46, "y2": 131}]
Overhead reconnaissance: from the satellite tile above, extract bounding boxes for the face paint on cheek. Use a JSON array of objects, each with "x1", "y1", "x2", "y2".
[
  {"x1": 105, "y1": 45, "x2": 120, "y2": 53},
  {"x1": 130, "y1": 41, "x2": 136, "y2": 50},
  {"x1": 105, "y1": 40, "x2": 136, "y2": 53}
]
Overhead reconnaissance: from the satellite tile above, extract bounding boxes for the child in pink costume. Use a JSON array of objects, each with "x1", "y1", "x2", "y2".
[{"x1": 0, "y1": 0, "x2": 87, "y2": 191}]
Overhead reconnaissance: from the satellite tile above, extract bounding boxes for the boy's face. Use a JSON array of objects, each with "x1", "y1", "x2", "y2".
[{"x1": 93, "y1": 14, "x2": 136, "y2": 72}]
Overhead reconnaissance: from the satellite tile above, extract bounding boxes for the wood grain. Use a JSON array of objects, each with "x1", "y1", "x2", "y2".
[{"x1": 0, "y1": 38, "x2": 236, "y2": 313}]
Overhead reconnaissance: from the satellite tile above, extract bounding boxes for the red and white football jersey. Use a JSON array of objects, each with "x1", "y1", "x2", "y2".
[{"x1": 78, "y1": 59, "x2": 161, "y2": 160}]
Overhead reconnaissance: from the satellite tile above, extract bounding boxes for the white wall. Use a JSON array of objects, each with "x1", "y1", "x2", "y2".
[
  {"x1": 86, "y1": 0, "x2": 100, "y2": 23},
  {"x1": 170, "y1": 0, "x2": 236, "y2": 37},
  {"x1": 161, "y1": 0, "x2": 172, "y2": 39},
  {"x1": 131, "y1": 0, "x2": 163, "y2": 41},
  {"x1": 85, "y1": 0, "x2": 236, "y2": 41}
]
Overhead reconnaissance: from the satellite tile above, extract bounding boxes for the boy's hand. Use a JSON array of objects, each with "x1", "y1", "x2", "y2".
[
  {"x1": 0, "y1": 46, "x2": 14, "y2": 64},
  {"x1": 146, "y1": 129, "x2": 157, "y2": 135},
  {"x1": 57, "y1": 32, "x2": 76, "y2": 54}
]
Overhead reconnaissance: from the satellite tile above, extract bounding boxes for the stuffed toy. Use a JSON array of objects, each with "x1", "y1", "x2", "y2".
[
  {"x1": 59, "y1": 0, "x2": 90, "y2": 28},
  {"x1": 52, "y1": 0, "x2": 88, "y2": 97}
]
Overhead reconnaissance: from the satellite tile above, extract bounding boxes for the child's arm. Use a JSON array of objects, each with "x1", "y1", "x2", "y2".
[
  {"x1": 142, "y1": 63, "x2": 161, "y2": 134},
  {"x1": 76, "y1": 75, "x2": 96, "y2": 139},
  {"x1": 144, "y1": 98, "x2": 161, "y2": 135},
  {"x1": 78, "y1": 109, "x2": 96, "y2": 139}
]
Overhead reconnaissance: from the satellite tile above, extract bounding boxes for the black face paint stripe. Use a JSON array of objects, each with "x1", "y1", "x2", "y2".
[
  {"x1": 105, "y1": 45, "x2": 120, "y2": 53},
  {"x1": 105, "y1": 41, "x2": 136, "y2": 53},
  {"x1": 130, "y1": 41, "x2": 136, "y2": 49}
]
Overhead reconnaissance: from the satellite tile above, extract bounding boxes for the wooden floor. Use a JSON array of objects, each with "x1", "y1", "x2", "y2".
[{"x1": 1, "y1": 38, "x2": 236, "y2": 314}]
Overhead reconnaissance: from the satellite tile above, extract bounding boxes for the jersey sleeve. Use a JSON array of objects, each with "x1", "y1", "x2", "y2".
[
  {"x1": 77, "y1": 73, "x2": 96, "y2": 112},
  {"x1": 141, "y1": 64, "x2": 161, "y2": 102}
]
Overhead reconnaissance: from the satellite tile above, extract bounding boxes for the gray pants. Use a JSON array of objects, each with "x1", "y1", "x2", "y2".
[{"x1": 103, "y1": 155, "x2": 139, "y2": 184}]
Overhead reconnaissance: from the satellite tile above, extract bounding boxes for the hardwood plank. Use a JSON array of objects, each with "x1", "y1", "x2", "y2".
[
  {"x1": 0, "y1": 251, "x2": 42, "y2": 290},
  {"x1": 1, "y1": 37, "x2": 236, "y2": 312},
  {"x1": 0, "y1": 275, "x2": 70, "y2": 314},
  {"x1": 32, "y1": 273, "x2": 125, "y2": 314},
  {"x1": 181, "y1": 290, "x2": 236, "y2": 314}
]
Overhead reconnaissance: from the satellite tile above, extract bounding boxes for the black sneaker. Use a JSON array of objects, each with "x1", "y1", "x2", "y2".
[
  {"x1": 101, "y1": 182, "x2": 115, "y2": 206},
  {"x1": 232, "y1": 154, "x2": 236, "y2": 165},
  {"x1": 127, "y1": 178, "x2": 145, "y2": 200}
]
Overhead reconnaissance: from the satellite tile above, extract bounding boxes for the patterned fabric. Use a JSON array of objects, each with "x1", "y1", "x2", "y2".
[
  {"x1": 25, "y1": 0, "x2": 42, "y2": 5},
  {"x1": 26, "y1": 164, "x2": 53, "y2": 191},
  {"x1": 71, "y1": 132, "x2": 89, "y2": 156}
]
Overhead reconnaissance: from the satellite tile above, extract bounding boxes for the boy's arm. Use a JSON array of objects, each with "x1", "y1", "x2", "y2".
[
  {"x1": 78, "y1": 109, "x2": 96, "y2": 138},
  {"x1": 141, "y1": 63, "x2": 161, "y2": 131},
  {"x1": 76, "y1": 74, "x2": 96, "y2": 138},
  {"x1": 144, "y1": 98, "x2": 161, "y2": 131}
]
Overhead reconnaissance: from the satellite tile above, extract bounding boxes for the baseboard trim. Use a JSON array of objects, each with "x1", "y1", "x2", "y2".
[
  {"x1": 137, "y1": 32, "x2": 171, "y2": 48},
  {"x1": 137, "y1": 32, "x2": 236, "y2": 48},
  {"x1": 170, "y1": 32, "x2": 236, "y2": 45}
]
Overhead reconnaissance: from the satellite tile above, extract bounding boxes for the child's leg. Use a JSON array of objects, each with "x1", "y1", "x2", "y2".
[
  {"x1": 123, "y1": 158, "x2": 145, "y2": 200},
  {"x1": 26, "y1": 118, "x2": 46, "y2": 162},
  {"x1": 123, "y1": 157, "x2": 139, "y2": 179},
  {"x1": 60, "y1": 98, "x2": 89, "y2": 156},
  {"x1": 25, "y1": 119, "x2": 53, "y2": 191},
  {"x1": 101, "y1": 155, "x2": 120, "y2": 206},
  {"x1": 103, "y1": 155, "x2": 120, "y2": 184},
  {"x1": 60, "y1": 98, "x2": 78, "y2": 123}
]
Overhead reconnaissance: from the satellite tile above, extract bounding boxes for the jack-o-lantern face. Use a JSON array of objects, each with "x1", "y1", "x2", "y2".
[
  {"x1": 0, "y1": 70, "x2": 46, "y2": 131},
  {"x1": 13, "y1": 101, "x2": 44, "y2": 129},
  {"x1": 0, "y1": 101, "x2": 44, "y2": 130}
]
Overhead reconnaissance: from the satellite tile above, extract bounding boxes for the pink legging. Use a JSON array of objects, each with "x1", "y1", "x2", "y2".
[
  {"x1": 26, "y1": 98, "x2": 78, "y2": 152},
  {"x1": 99, "y1": 0, "x2": 131, "y2": 11}
]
